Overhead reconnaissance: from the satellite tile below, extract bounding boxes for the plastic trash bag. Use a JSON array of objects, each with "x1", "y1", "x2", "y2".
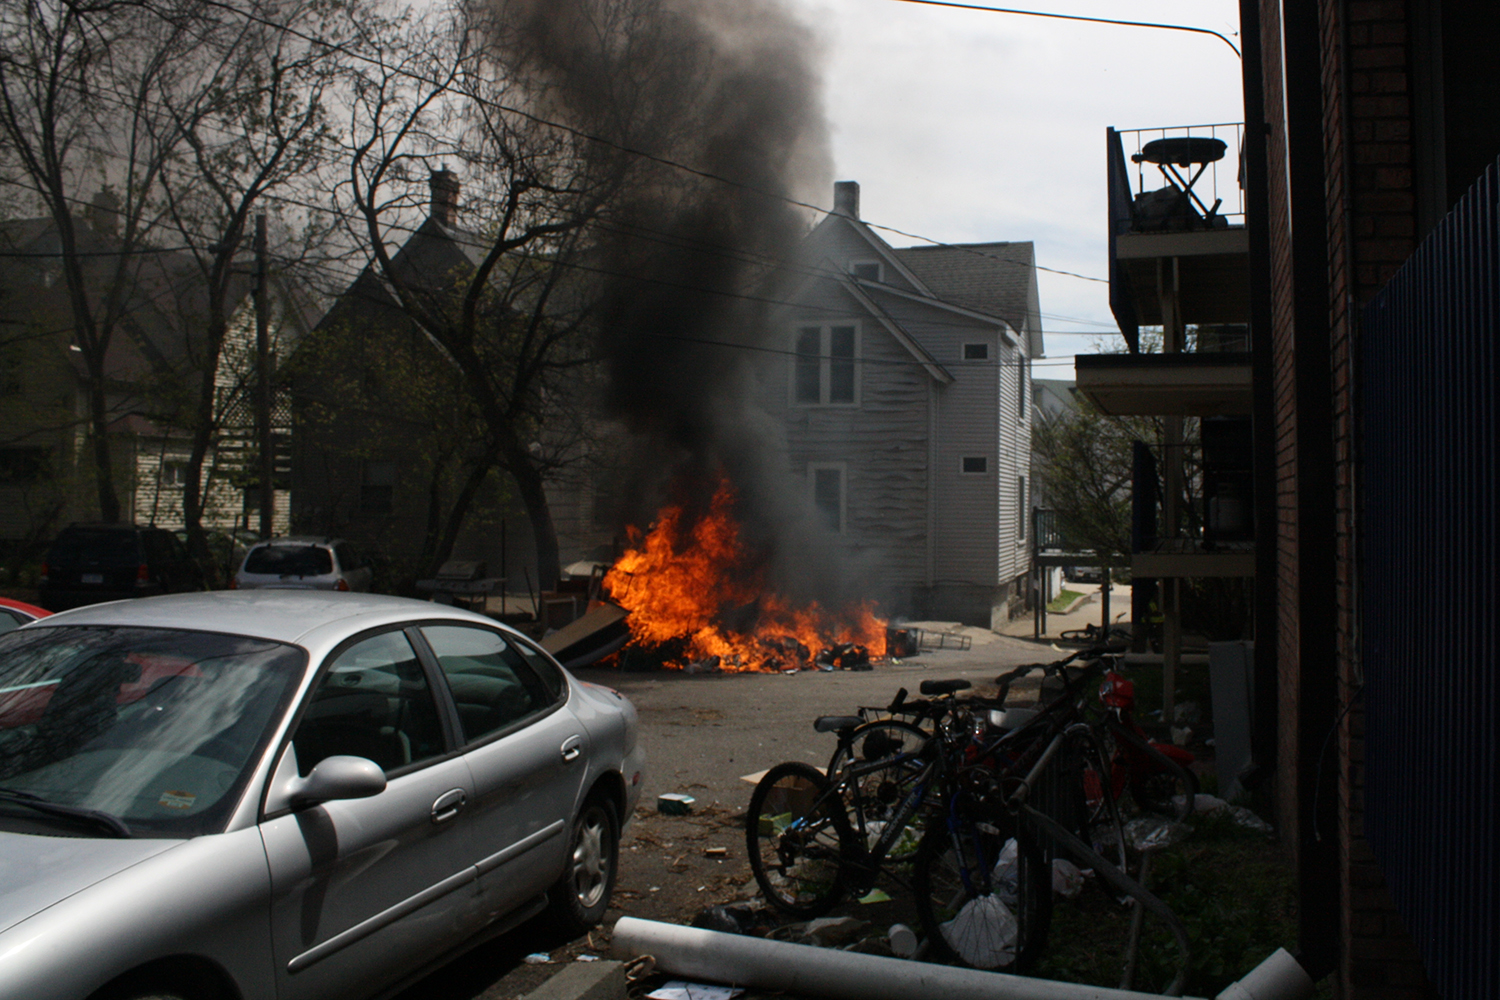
[
  {"x1": 1051, "y1": 858, "x2": 1087, "y2": 898},
  {"x1": 941, "y1": 894, "x2": 1017, "y2": 967}
]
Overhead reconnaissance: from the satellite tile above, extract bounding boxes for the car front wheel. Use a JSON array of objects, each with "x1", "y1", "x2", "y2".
[{"x1": 546, "y1": 795, "x2": 619, "y2": 936}]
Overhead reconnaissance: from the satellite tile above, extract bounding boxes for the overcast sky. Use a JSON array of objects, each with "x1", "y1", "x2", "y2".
[{"x1": 785, "y1": 0, "x2": 1246, "y2": 377}]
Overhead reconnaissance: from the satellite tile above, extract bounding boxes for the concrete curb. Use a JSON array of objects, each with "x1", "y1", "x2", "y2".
[{"x1": 519, "y1": 960, "x2": 628, "y2": 1000}]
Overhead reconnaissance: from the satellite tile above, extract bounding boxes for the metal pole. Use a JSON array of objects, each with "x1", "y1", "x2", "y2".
[{"x1": 254, "y1": 214, "x2": 273, "y2": 539}]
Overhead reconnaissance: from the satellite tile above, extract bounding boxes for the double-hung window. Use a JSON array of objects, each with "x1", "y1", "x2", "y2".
[{"x1": 794, "y1": 324, "x2": 858, "y2": 406}]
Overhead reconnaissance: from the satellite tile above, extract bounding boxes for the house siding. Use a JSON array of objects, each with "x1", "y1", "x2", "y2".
[
  {"x1": 775, "y1": 305, "x2": 932, "y2": 590},
  {"x1": 769, "y1": 203, "x2": 1039, "y2": 626}
]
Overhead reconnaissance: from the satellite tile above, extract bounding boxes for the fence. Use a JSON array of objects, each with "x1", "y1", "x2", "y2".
[{"x1": 1360, "y1": 156, "x2": 1499, "y2": 999}]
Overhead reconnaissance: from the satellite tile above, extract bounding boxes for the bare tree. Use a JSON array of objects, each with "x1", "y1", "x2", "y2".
[
  {"x1": 321, "y1": 1, "x2": 639, "y2": 586},
  {"x1": 0, "y1": 0, "x2": 201, "y2": 521},
  {"x1": 145, "y1": 0, "x2": 360, "y2": 560}
]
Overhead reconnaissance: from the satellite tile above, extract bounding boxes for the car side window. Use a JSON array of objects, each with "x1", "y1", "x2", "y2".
[
  {"x1": 292, "y1": 631, "x2": 445, "y2": 777},
  {"x1": 420, "y1": 625, "x2": 559, "y2": 745},
  {"x1": 510, "y1": 637, "x2": 567, "y2": 702}
]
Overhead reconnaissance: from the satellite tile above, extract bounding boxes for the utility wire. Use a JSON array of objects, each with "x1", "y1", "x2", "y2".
[
  {"x1": 884, "y1": 0, "x2": 1242, "y2": 58},
  {"x1": 178, "y1": 0, "x2": 1111, "y2": 282}
]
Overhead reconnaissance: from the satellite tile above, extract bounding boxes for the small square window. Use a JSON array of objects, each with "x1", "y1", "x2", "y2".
[
  {"x1": 961, "y1": 456, "x2": 988, "y2": 474},
  {"x1": 963, "y1": 343, "x2": 988, "y2": 361}
]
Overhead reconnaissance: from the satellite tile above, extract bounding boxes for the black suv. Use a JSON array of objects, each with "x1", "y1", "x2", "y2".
[{"x1": 39, "y1": 524, "x2": 207, "y2": 611}]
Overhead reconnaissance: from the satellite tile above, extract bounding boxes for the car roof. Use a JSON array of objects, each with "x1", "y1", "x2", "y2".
[
  {"x1": 251, "y1": 536, "x2": 342, "y2": 547},
  {"x1": 29, "y1": 591, "x2": 501, "y2": 645},
  {"x1": 0, "y1": 596, "x2": 50, "y2": 619}
]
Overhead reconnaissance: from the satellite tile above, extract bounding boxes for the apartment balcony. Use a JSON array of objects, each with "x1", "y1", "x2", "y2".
[{"x1": 1077, "y1": 123, "x2": 1252, "y2": 418}]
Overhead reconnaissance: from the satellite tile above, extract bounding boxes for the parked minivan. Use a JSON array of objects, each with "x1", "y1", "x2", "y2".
[
  {"x1": 38, "y1": 524, "x2": 207, "y2": 611},
  {"x1": 232, "y1": 537, "x2": 374, "y2": 592}
]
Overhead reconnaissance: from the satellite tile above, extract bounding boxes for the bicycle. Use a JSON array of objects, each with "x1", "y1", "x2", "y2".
[
  {"x1": 908, "y1": 653, "x2": 1114, "y2": 971},
  {"x1": 910, "y1": 645, "x2": 1196, "y2": 988},
  {"x1": 745, "y1": 678, "x2": 976, "y2": 919}
]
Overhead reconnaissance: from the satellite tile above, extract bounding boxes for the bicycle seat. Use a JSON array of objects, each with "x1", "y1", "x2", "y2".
[
  {"x1": 814, "y1": 715, "x2": 864, "y2": 734},
  {"x1": 919, "y1": 678, "x2": 971, "y2": 697}
]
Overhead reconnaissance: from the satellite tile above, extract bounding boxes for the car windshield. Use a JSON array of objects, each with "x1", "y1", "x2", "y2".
[
  {"x1": 0, "y1": 625, "x2": 304, "y2": 837},
  {"x1": 49, "y1": 529, "x2": 139, "y2": 564},
  {"x1": 245, "y1": 545, "x2": 333, "y2": 576}
]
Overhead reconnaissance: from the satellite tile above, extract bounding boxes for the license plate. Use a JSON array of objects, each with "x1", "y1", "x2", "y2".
[{"x1": 82, "y1": 573, "x2": 103, "y2": 584}]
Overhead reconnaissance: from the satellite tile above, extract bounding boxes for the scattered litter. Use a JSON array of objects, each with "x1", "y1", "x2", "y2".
[
  {"x1": 887, "y1": 923, "x2": 919, "y2": 959},
  {"x1": 523, "y1": 952, "x2": 552, "y2": 964},
  {"x1": 704, "y1": 846, "x2": 728, "y2": 857},
  {"x1": 1124, "y1": 816, "x2": 1193, "y2": 851},
  {"x1": 1172, "y1": 701, "x2": 1201, "y2": 725},
  {"x1": 800, "y1": 916, "x2": 871, "y2": 947},
  {"x1": 856, "y1": 888, "x2": 891, "y2": 904},
  {"x1": 1052, "y1": 858, "x2": 1087, "y2": 898},
  {"x1": 1171, "y1": 726, "x2": 1193, "y2": 746},
  {"x1": 576, "y1": 954, "x2": 600, "y2": 962},
  {"x1": 990, "y1": 838, "x2": 1019, "y2": 907},
  {"x1": 691, "y1": 903, "x2": 779, "y2": 937},
  {"x1": 1227, "y1": 805, "x2": 1274, "y2": 833},
  {"x1": 647, "y1": 981, "x2": 744, "y2": 1000},
  {"x1": 650, "y1": 886, "x2": 661, "y2": 892},
  {"x1": 658, "y1": 793, "x2": 695, "y2": 815},
  {"x1": 1183, "y1": 794, "x2": 1274, "y2": 832}
]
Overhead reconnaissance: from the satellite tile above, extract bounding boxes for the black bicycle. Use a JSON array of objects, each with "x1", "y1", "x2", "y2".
[{"x1": 745, "y1": 679, "x2": 971, "y2": 918}]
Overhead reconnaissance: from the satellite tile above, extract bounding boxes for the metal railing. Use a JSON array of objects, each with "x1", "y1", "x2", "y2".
[{"x1": 1111, "y1": 123, "x2": 1246, "y2": 227}]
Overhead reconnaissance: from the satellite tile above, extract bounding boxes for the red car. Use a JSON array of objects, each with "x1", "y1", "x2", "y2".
[{"x1": 0, "y1": 597, "x2": 49, "y2": 634}]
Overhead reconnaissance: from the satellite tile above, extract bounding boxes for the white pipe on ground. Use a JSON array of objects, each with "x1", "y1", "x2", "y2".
[{"x1": 610, "y1": 917, "x2": 1315, "y2": 1000}]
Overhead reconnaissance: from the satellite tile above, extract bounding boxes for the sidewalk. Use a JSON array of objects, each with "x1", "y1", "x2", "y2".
[{"x1": 996, "y1": 580, "x2": 1133, "y2": 643}]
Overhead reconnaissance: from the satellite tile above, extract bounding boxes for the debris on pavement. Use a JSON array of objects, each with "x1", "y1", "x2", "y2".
[
  {"x1": 647, "y1": 981, "x2": 744, "y2": 1000},
  {"x1": 523, "y1": 952, "x2": 552, "y2": 965},
  {"x1": 1124, "y1": 816, "x2": 1194, "y2": 851},
  {"x1": 658, "y1": 793, "x2": 696, "y2": 815}
]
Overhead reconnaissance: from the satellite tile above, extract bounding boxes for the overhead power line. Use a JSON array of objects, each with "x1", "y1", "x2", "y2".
[{"x1": 884, "y1": 0, "x2": 1242, "y2": 58}]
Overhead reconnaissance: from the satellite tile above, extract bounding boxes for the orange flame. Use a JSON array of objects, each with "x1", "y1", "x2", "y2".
[{"x1": 603, "y1": 479, "x2": 886, "y2": 671}]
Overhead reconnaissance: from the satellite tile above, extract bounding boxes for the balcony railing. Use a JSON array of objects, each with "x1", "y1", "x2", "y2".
[{"x1": 1110, "y1": 123, "x2": 1246, "y2": 228}]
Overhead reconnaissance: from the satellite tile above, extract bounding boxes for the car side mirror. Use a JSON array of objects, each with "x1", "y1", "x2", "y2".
[{"x1": 286, "y1": 755, "x2": 387, "y2": 808}]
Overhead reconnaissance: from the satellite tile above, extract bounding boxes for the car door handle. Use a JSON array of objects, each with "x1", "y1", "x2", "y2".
[
  {"x1": 431, "y1": 788, "x2": 467, "y2": 824},
  {"x1": 560, "y1": 735, "x2": 583, "y2": 764}
]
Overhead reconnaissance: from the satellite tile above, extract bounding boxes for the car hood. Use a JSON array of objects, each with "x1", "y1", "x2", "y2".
[{"x1": 0, "y1": 833, "x2": 183, "y2": 935}]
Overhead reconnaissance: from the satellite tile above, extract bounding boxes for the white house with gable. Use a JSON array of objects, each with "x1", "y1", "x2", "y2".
[{"x1": 763, "y1": 181, "x2": 1044, "y2": 627}]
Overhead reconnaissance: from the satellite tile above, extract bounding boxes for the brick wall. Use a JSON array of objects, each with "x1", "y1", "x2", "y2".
[
  {"x1": 1258, "y1": 0, "x2": 1304, "y2": 863},
  {"x1": 1318, "y1": 2, "x2": 1435, "y2": 996}
]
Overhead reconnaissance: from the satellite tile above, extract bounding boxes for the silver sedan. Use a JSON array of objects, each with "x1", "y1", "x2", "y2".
[{"x1": 0, "y1": 591, "x2": 644, "y2": 1000}]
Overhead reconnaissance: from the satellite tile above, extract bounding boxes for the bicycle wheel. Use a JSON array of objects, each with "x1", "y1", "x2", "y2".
[
  {"x1": 746, "y1": 761, "x2": 852, "y2": 917},
  {"x1": 913, "y1": 807, "x2": 1052, "y2": 971},
  {"x1": 826, "y1": 719, "x2": 931, "y2": 861}
]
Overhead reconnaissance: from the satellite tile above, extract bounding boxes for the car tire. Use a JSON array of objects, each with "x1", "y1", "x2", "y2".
[{"x1": 545, "y1": 794, "x2": 619, "y2": 937}]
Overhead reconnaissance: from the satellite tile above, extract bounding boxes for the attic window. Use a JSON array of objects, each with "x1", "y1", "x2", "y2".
[
  {"x1": 849, "y1": 262, "x2": 881, "y2": 282},
  {"x1": 963, "y1": 343, "x2": 989, "y2": 361},
  {"x1": 961, "y1": 456, "x2": 988, "y2": 474}
]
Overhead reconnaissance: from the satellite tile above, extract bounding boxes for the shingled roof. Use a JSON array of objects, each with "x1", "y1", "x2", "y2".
[{"x1": 890, "y1": 241, "x2": 1037, "y2": 333}]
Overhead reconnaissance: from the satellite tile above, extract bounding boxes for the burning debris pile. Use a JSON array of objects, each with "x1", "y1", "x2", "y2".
[{"x1": 603, "y1": 479, "x2": 884, "y2": 672}]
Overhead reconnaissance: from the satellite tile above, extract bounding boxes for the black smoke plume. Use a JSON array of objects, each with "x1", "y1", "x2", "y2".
[{"x1": 486, "y1": 0, "x2": 870, "y2": 607}]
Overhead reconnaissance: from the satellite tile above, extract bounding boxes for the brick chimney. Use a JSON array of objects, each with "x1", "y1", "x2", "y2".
[
  {"x1": 833, "y1": 180, "x2": 860, "y2": 219},
  {"x1": 429, "y1": 169, "x2": 460, "y2": 225},
  {"x1": 86, "y1": 188, "x2": 121, "y2": 237}
]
